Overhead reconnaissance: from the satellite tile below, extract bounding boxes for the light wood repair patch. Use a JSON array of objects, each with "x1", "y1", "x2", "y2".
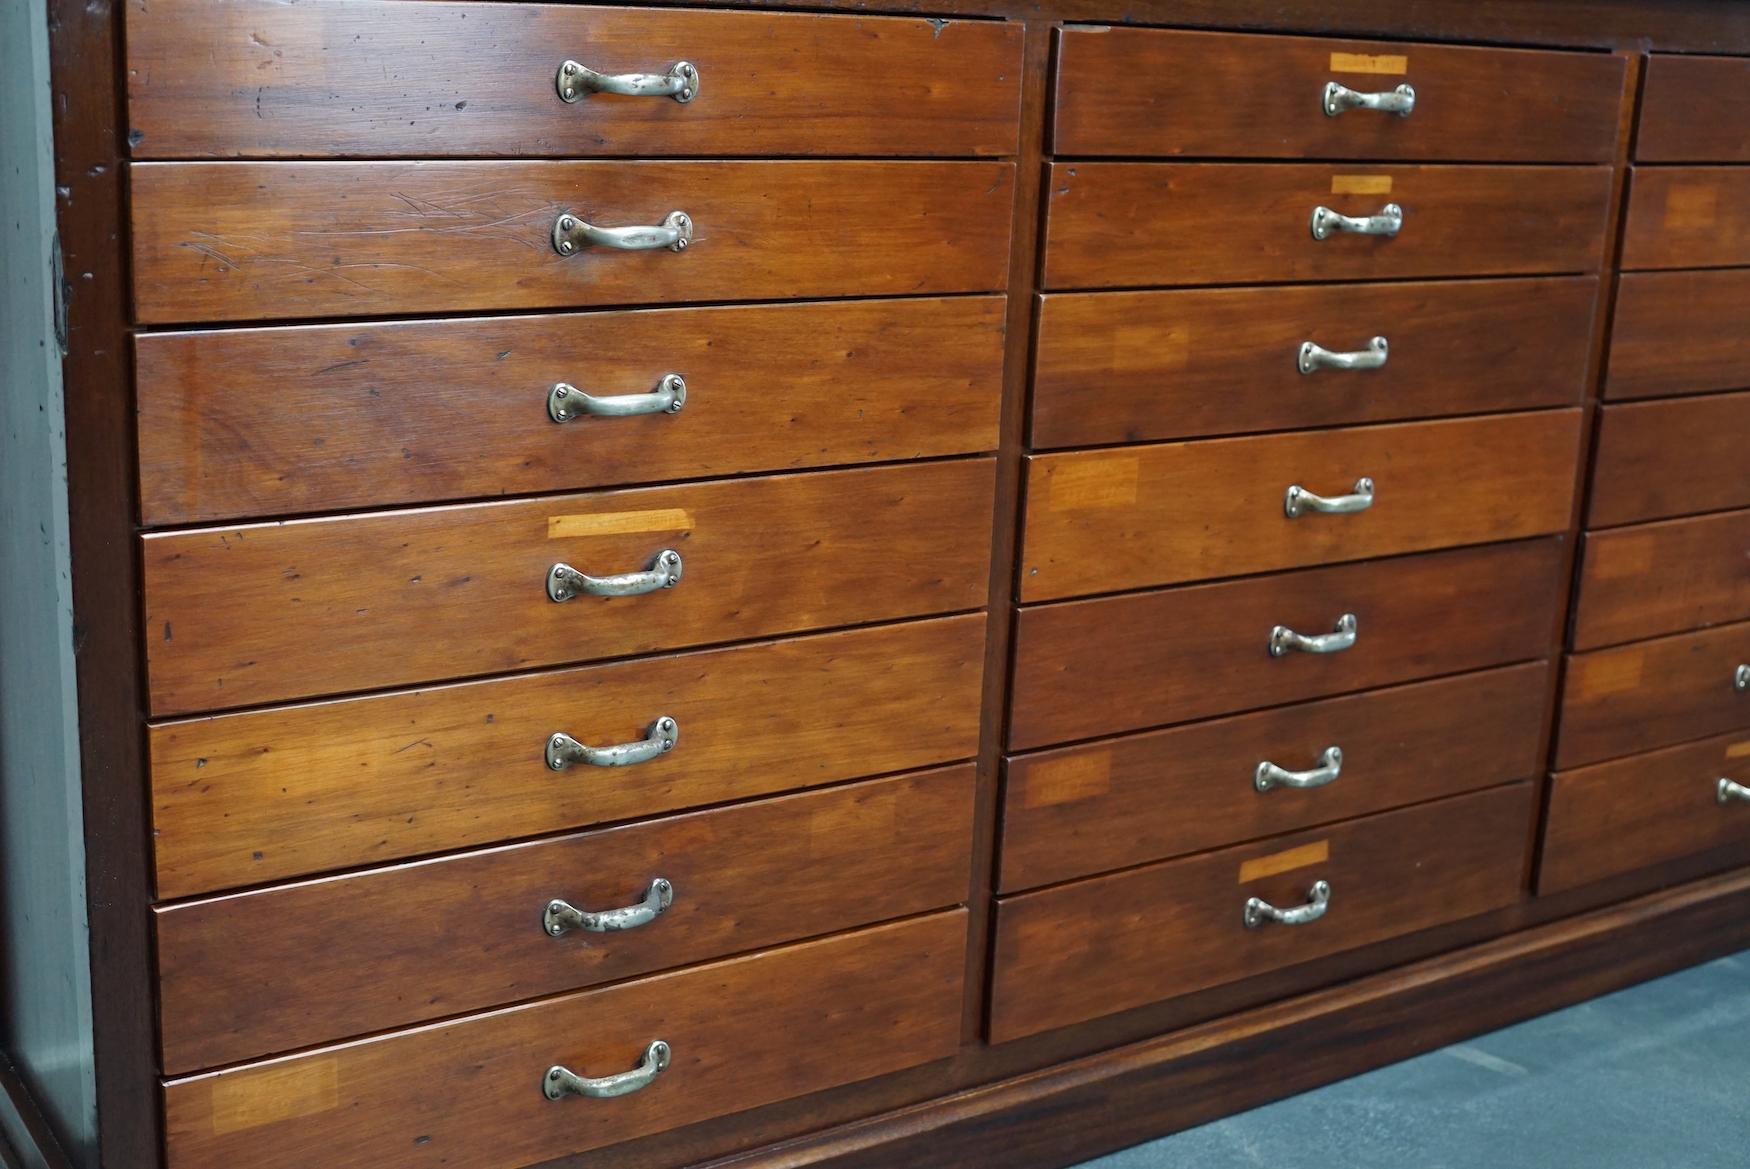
[
  {"x1": 1047, "y1": 455, "x2": 1138, "y2": 510},
  {"x1": 1239, "y1": 840, "x2": 1330, "y2": 884},
  {"x1": 1330, "y1": 52, "x2": 1408, "y2": 75},
  {"x1": 1022, "y1": 750, "x2": 1113, "y2": 808},
  {"x1": 206, "y1": 1058, "x2": 339, "y2": 1134},
  {"x1": 548, "y1": 509, "x2": 692, "y2": 539},
  {"x1": 1331, "y1": 175, "x2": 1394, "y2": 195}
]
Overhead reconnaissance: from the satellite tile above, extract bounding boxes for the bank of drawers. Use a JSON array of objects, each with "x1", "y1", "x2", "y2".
[
  {"x1": 126, "y1": 2, "x2": 1021, "y2": 1164},
  {"x1": 990, "y1": 26, "x2": 1614, "y2": 1040},
  {"x1": 1542, "y1": 57, "x2": 1750, "y2": 893}
]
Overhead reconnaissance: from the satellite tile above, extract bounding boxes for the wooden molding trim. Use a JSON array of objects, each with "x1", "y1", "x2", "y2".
[{"x1": 700, "y1": 867, "x2": 1750, "y2": 1169}]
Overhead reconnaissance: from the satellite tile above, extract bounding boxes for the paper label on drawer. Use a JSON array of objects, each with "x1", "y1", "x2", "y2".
[
  {"x1": 1664, "y1": 185, "x2": 1718, "y2": 229},
  {"x1": 1047, "y1": 455, "x2": 1138, "y2": 510},
  {"x1": 1725, "y1": 740, "x2": 1750, "y2": 760},
  {"x1": 1239, "y1": 840, "x2": 1330, "y2": 884},
  {"x1": 1331, "y1": 175, "x2": 1394, "y2": 195},
  {"x1": 548, "y1": 509, "x2": 692, "y2": 538},
  {"x1": 1572, "y1": 651, "x2": 1644, "y2": 698},
  {"x1": 207, "y1": 1059, "x2": 339, "y2": 1134},
  {"x1": 1021, "y1": 750, "x2": 1112, "y2": 808},
  {"x1": 1329, "y1": 52, "x2": 1408, "y2": 75}
]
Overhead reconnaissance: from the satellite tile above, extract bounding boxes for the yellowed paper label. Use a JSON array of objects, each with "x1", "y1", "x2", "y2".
[
  {"x1": 1664, "y1": 185, "x2": 1718, "y2": 230},
  {"x1": 1022, "y1": 750, "x2": 1113, "y2": 808},
  {"x1": 1048, "y1": 455, "x2": 1139, "y2": 510},
  {"x1": 1239, "y1": 840, "x2": 1330, "y2": 884},
  {"x1": 208, "y1": 1059, "x2": 339, "y2": 1134},
  {"x1": 1332, "y1": 174, "x2": 1394, "y2": 195},
  {"x1": 548, "y1": 509, "x2": 691, "y2": 539},
  {"x1": 1330, "y1": 52, "x2": 1408, "y2": 75}
]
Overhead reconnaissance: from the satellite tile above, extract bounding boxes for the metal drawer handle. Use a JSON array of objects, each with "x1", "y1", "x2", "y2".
[
  {"x1": 1323, "y1": 81, "x2": 1416, "y2": 117},
  {"x1": 1299, "y1": 336, "x2": 1389, "y2": 375},
  {"x1": 1311, "y1": 203, "x2": 1403, "y2": 240},
  {"x1": 1720, "y1": 778, "x2": 1750, "y2": 805},
  {"x1": 544, "y1": 1040, "x2": 671, "y2": 1101},
  {"x1": 552, "y1": 210, "x2": 693, "y2": 255},
  {"x1": 547, "y1": 717, "x2": 679, "y2": 771},
  {"x1": 1285, "y1": 478, "x2": 1375, "y2": 518},
  {"x1": 550, "y1": 374, "x2": 686, "y2": 423},
  {"x1": 1244, "y1": 880, "x2": 1332, "y2": 929},
  {"x1": 1255, "y1": 746, "x2": 1344, "y2": 793},
  {"x1": 1269, "y1": 613, "x2": 1358, "y2": 658},
  {"x1": 557, "y1": 59, "x2": 699, "y2": 104},
  {"x1": 548, "y1": 549, "x2": 683, "y2": 602},
  {"x1": 1735, "y1": 664, "x2": 1749, "y2": 692},
  {"x1": 545, "y1": 878, "x2": 675, "y2": 937}
]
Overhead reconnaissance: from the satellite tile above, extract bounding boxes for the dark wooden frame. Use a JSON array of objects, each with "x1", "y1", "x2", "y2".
[{"x1": 33, "y1": 2, "x2": 1750, "y2": 1167}]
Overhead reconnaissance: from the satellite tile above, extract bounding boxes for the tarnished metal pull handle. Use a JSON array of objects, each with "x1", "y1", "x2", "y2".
[
  {"x1": 548, "y1": 549, "x2": 683, "y2": 602},
  {"x1": 1256, "y1": 746, "x2": 1344, "y2": 793},
  {"x1": 552, "y1": 210, "x2": 692, "y2": 255},
  {"x1": 545, "y1": 878, "x2": 675, "y2": 937},
  {"x1": 1285, "y1": 477, "x2": 1375, "y2": 518},
  {"x1": 547, "y1": 717, "x2": 678, "y2": 771},
  {"x1": 1299, "y1": 336, "x2": 1389, "y2": 374},
  {"x1": 1720, "y1": 778, "x2": 1750, "y2": 805},
  {"x1": 544, "y1": 1040, "x2": 671, "y2": 1101},
  {"x1": 1736, "y1": 664, "x2": 1749, "y2": 692},
  {"x1": 1311, "y1": 203, "x2": 1403, "y2": 240},
  {"x1": 550, "y1": 374, "x2": 686, "y2": 423},
  {"x1": 1269, "y1": 613, "x2": 1359, "y2": 658},
  {"x1": 1323, "y1": 82, "x2": 1416, "y2": 117},
  {"x1": 558, "y1": 59, "x2": 699, "y2": 104},
  {"x1": 1245, "y1": 880, "x2": 1332, "y2": 929}
]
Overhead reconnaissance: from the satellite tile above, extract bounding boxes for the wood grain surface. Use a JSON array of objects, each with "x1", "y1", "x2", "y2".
[
  {"x1": 129, "y1": 161, "x2": 1016, "y2": 322},
  {"x1": 1020, "y1": 410, "x2": 1581, "y2": 600},
  {"x1": 1042, "y1": 163, "x2": 1612, "y2": 289},
  {"x1": 136, "y1": 297, "x2": 1006, "y2": 524},
  {"x1": 1607, "y1": 269, "x2": 1750, "y2": 400},
  {"x1": 1000, "y1": 663, "x2": 1548, "y2": 891},
  {"x1": 1636, "y1": 55, "x2": 1750, "y2": 162},
  {"x1": 1588, "y1": 391, "x2": 1750, "y2": 526},
  {"x1": 1010, "y1": 539, "x2": 1565, "y2": 750},
  {"x1": 1032, "y1": 277, "x2": 1596, "y2": 448},
  {"x1": 1621, "y1": 166, "x2": 1750, "y2": 270},
  {"x1": 1053, "y1": 27, "x2": 1623, "y2": 161},
  {"x1": 1572, "y1": 510, "x2": 1750, "y2": 651},
  {"x1": 142, "y1": 458, "x2": 995, "y2": 715},
  {"x1": 162, "y1": 913, "x2": 967, "y2": 1169},
  {"x1": 989, "y1": 784, "x2": 1532, "y2": 1041},
  {"x1": 125, "y1": 0, "x2": 1024, "y2": 158}
]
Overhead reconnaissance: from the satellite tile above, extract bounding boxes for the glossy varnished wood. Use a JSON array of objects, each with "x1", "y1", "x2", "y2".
[
  {"x1": 136, "y1": 297, "x2": 1006, "y2": 525},
  {"x1": 1042, "y1": 163, "x2": 1612, "y2": 289},
  {"x1": 1606, "y1": 269, "x2": 1750, "y2": 401},
  {"x1": 1010, "y1": 539, "x2": 1565, "y2": 750},
  {"x1": 128, "y1": 161, "x2": 1016, "y2": 323},
  {"x1": 1052, "y1": 27, "x2": 1623, "y2": 161},
  {"x1": 1636, "y1": 55, "x2": 1750, "y2": 162},
  {"x1": 1000, "y1": 663, "x2": 1547, "y2": 891},
  {"x1": 142, "y1": 459, "x2": 993, "y2": 715},
  {"x1": 1572, "y1": 510, "x2": 1750, "y2": 651},
  {"x1": 1557, "y1": 621, "x2": 1750, "y2": 769},
  {"x1": 149, "y1": 615, "x2": 984, "y2": 895},
  {"x1": 1031, "y1": 277, "x2": 1596, "y2": 448},
  {"x1": 1541, "y1": 732, "x2": 1750, "y2": 895},
  {"x1": 1588, "y1": 391, "x2": 1750, "y2": 527},
  {"x1": 1621, "y1": 166, "x2": 1750, "y2": 270},
  {"x1": 156, "y1": 767, "x2": 974, "y2": 1073},
  {"x1": 124, "y1": 0, "x2": 1024, "y2": 159},
  {"x1": 989, "y1": 784, "x2": 1533, "y2": 1042},
  {"x1": 162, "y1": 913, "x2": 967, "y2": 1169},
  {"x1": 1020, "y1": 410, "x2": 1580, "y2": 600}
]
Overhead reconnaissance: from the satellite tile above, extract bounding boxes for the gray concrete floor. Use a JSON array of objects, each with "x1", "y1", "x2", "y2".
[{"x1": 1076, "y1": 949, "x2": 1750, "y2": 1169}]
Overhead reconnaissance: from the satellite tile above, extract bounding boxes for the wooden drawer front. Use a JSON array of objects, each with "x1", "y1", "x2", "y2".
[
  {"x1": 137, "y1": 297, "x2": 1005, "y2": 526},
  {"x1": 157, "y1": 766, "x2": 973, "y2": 1073},
  {"x1": 129, "y1": 162, "x2": 1015, "y2": 324},
  {"x1": 1556, "y1": 621, "x2": 1750, "y2": 769},
  {"x1": 1589, "y1": 392, "x2": 1750, "y2": 528},
  {"x1": 1010, "y1": 539, "x2": 1564, "y2": 751},
  {"x1": 1000, "y1": 663, "x2": 1548, "y2": 891},
  {"x1": 1607, "y1": 270, "x2": 1750, "y2": 401},
  {"x1": 1622, "y1": 167, "x2": 1750, "y2": 270},
  {"x1": 1637, "y1": 56, "x2": 1750, "y2": 162},
  {"x1": 1042, "y1": 164, "x2": 1612, "y2": 290},
  {"x1": 1573, "y1": 511, "x2": 1750, "y2": 652},
  {"x1": 162, "y1": 912, "x2": 965, "y2": 1169},
  {"x1": 1033, "y1": 278, "x2": 1595, "y2": 448},
  {"x1": 126, "y1": 0, "x2": 1023, "y2": 159},
  {"x1": 143, "y1": 459, "x2": 994, "y2": 716},
  {"x1": 1021, "y1": 411, "x2": 1580, "y2": 601},
  {"x1": 1053, "y1": 28, "x2": 1622, "y2": 162},
  {"x1": 149, "y1": 616, "x2": 984, "y2": 897},
  {"x1": 989, "y1": 785, "x2": 1531, "y2": 1042},
  {"x1": 1541, "y1": 732, "x2": 1750, "y2": 895}
]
